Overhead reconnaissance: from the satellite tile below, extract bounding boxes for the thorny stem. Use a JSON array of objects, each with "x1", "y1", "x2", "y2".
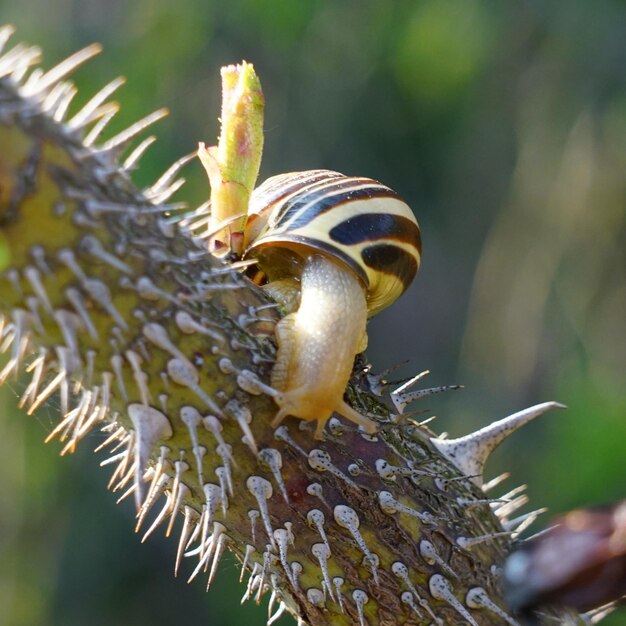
[{"x1": 0, "y1": 26, "x2": 591, "y2": 626}]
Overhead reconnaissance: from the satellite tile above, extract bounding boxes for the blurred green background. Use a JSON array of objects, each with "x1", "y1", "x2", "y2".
[{"x1": 0, "y1": 1, "x2": 624, "y2": 625}]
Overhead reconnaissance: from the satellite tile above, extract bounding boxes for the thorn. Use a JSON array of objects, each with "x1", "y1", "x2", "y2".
[
  {"x1": 365, "y1": 360, "x2": 410, "y2": 395},
  {"x1": 165, "y1": 465, "x2": 189, "y2": 538},
  {"x1": 352, "y1": 590, "x2": 369, "y2": 626},
  {"x1": 123, "y1": 135, "x2": 156, "y2": 170},
  {"x1": 583, "y1": 602, "x2": 619, "y2": 624},
  {"x1": 247, "y1": 476, "x2": 275, "y2": 547},
  {"x1": 206, "y1": 524, "x2": 228, "y2": 590},
  {"x1": 400, "y1": 592, "x2": 423, "y2": 620},
  {"x1": 309, "y1": 449, "x2": 358, "y2": 489},
  {"x1": 141, "y1": 491, "x2": 174, "y2": 542},
  {"x1": 504, "y1": 508, "x2": 548, "y2": 537},
  {"x1": 240, "y1": 545, "x2": 254, "y2": 583},
  {"x1": 273, "y1": 529, "x2": 296, "y2": 588},
  {"x1": 258, "y1": 448, "x2": 289, "y2": 504},
  {"x1": 135, "y1": 473, "x2": 169, "y2": 533},
  {"x1": 392, "y1": 561, "x2": 440, "y2": 621},
  {"x1": 267, "y1": 601, "x2": 287, "y2": 626},
  {"x1": 396, "y1": 383, "x2": 463, "y2": 411},
  {"x1": 69, "y1": 76, "x2": 126, "y2": 129},
  {"x1": 379, "y1": 491, "x2": 437, "y2": 525},
  {"x1": 180, "y1": 406, "x2": 206, "y2": 486},
  {"x1": 311, "y1": 543, "x2": 334, "y2": 601},
  {"x1": 100, "y1": 108, "x2": 168, "y2": 152},
  {"x1": 187, "y1": 527, "x2": 217, "y2": 584},
  {"x1": 429, "y1": 574, "x2": 479, "y2": 626},
  {"x1": 307, "y1": 509, "x2": 330, "y2": 552},
  {"x1": 0, "y1": 25, "x2": 15, "y2": 54},
  {"x1": 457, "y1": 531, "x2": 511, "y2": 550},
  {"x1": 466, "y1": 587, "x2": 521, "y2": 626},
  {"x1": 167, "y1": 358, "x2": 224, "y2": 417},
  {"x1": 29, "y1": 370, "x2": 66, "y2": 415},
  {"x1": 83, "y1": 104, "x2": 119, "y2": 146},
  {"x1": 241, "y1": 563, "x2": 261, "y2": 604},
  {"x1": 256, "y1": 546, "x2": 273, "y2": 604},
  {"x1": 419, "y1": 540, "x2": 457, "y2": 578},
  {"x1": 202, "y1": 484, "x2": 221, "y2": 556},
  {"x1": 482, "y1": 472, "x2": 510, "y2": 492},
  {"x1": 1, "y1": 43, "x2": 41, "y2": 82},
  {"x1": 333, "y1": 505, "x2": 378, "y2": 584},
  {"x1": 175, "y1": 506, "x2": 197, "y2": 577},
  {"x1": 274, "y1": 425, "x2": 308, "y2": 457},
  {"x1": 22, "y1": 43, "x2": 101, "y2": 97},
  {"x1": 226, "y1": 400, "x2": 257, "y2": 454},
  {"x1": 215, "y1": 466, "x2": 230, "y2": 513},
  {"x1": 127, "y1": 404, "x2": 173, "y2": 511},
  {"x1": 146, "y1": 152, "x2": 195, "y2": 196},
  {"x1": 431, "y1": 402, "x2": 566, "y2": 485},
  {"x1": 248, "y1": 510, "x2": 259, "y2": 545}
]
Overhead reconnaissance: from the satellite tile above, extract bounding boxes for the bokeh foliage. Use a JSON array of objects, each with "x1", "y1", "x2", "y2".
[{"x1": 0, "y1": 1, "x2": 624, "y2": 624}]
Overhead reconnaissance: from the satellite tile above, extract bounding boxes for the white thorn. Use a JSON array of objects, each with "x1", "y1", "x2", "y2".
[
  {"x1": 180, "y1": 406, "x2": 206, "y2": 485},
  {"x1": 311, "y1": 543, "x2": 334, "y2": 601},
  {"x1": 379, "y1": 490, "x2": 436, "y2": 524},
  {"x1": 127, "y1": 404, "x2": 173, "y2": 511},
  {"x1": 206, "y1": 525, "x2": 228, "y2": 590},
  {"x1": 147, "y1": 152, "x2": 195, "y2": 195},
  {"x1": 69, "y1": 76, "x2": 125, "y2": 129},
  {"x1": 22, "y1": 43, "x2": 101, "y2": 96},
  {"x1": 504, "y1": 508, "x2": 548, "y2": 536},
  {"x1": 135, "y1": 472, "x2": 169, "y2": 532},
  {"x1": 226, "y1": 400, "x2": 257, "y2": 454},
  {"x1": 101, "y1": 108, "x2": 168, "y2": 152},
  {"x1": 419, "y1": 540, "x2": 457, "y2": 578},
  {"x1": 0, "y1": 25, "x2": 15, "y2": 54},
  {"x1": 240, "y1": 544, "x2": 255, "y2": 582},
  {"x1": 401, "y1": 592, "x2": 423, "y2": 620},
  {"x1": 141, "y1": 491, "x2": 174, "y2": 542},
  {"x1": 392, "y1": 562, "x2": 439, "y2": 621},
  {"x1": 123, "y1": 135, "x2": 156, "y2": 170},
  {"x1": 258, "y1": 448, "x2": 289, "y2": 504},
  {"x1": 429, "y1": 574, "x2": 479, "y2": 626},
  {"x1": 306, "y1": 588, "x2": 325, "y2": 608},
  {"x1": 466, "y1": 587, "x2": 521, "y2": 625},
  {"x1": 241, "y1": 562, "x2": 261, "y2": 604},
  {"x1": 333, "y1": 577, "x2": 345, "y2": 612},
  {"x1": 431, "y1": 402, "x2": 565, "y2": 485},
  {"x1": 495, "y1": 494, "x2": 530, "y2": 520},
  {"x1": 457, "y1": 531, "x2": 511, "y2": 550},
  {"x1": 247, "y1": 476, "x2": 275, "y2": 547},
  {"x1": 482, "y1": 472, "x2": 510, "y2": 492},
  {"x1": 175, "y1": 506, "x2": 196, "y2": 577},
  {"x1": 352, "y1": 589, "x2": 368, "y2": 626},
  {"x1": 267, "y1": 601, "x2": 287, "y2": 626},
  {"x1": 274, "y1": 425, "x2": 308, "y2": 457},
  {"x1": 248, "y1": 510, "x2": 259, "y2": 545},
  {"x1": 273, "y1": 528, "x2": 296, "y2": 587},
  {"x1": 309, "y1": 449, "x2": 358, "y2": 489},
  {"x1": 583, "y1": 602, "x2": 620, "y2": 624},
  {"x1": 333, "y1": 505, "x2": 378, "y2": 584},
  {"x1": 83, "y1": 105, "x2": 119, "y2": 145},
  {"x1": 307, "y1": 509, "x2": 331, "y2": 552}
]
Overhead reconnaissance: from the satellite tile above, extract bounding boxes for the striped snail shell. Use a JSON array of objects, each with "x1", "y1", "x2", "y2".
[
  {"x1": 244, "y1": 169, "x2": 421, "y2": 316},
  {"x1": 243, "y1": 170, "x2": 421, "y2": 439}
]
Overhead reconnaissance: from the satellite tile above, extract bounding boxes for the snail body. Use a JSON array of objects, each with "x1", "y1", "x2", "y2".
[
  {"x1": 270, "y1": 254, "x2": 370, "y2": 439},
  {"x1": 244, "y1": 170, "x2": 421, "y2": 439}
]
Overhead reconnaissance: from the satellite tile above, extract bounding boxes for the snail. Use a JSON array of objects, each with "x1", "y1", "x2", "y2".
[{"x1": 243, "y1": 170, "x2": 422, "y2": 439}]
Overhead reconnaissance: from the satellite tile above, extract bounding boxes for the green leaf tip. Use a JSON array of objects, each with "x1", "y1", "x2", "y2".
[{"x1": 198, "y1": 60, "x2": 264, "y2": 255}]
